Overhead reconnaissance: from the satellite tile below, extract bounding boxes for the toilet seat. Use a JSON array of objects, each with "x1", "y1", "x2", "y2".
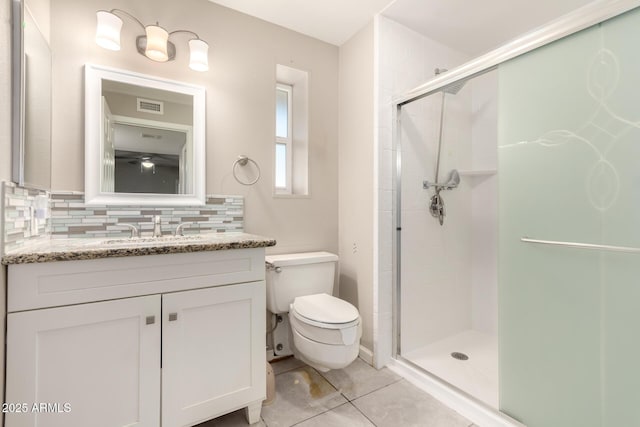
[
  {"x1": 291, "y1": 293, "x2": 359, "y2": 325},
  {"x1": 290, "y1": 293, "x2": 361, "y2": 346}
]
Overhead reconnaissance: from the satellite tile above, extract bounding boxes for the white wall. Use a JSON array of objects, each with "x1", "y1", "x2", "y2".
[
  {"x1": 338, "y1": 22, "x2": 375, "y2": 353},
  {"x1": 24, "y1": 0, "x2": 50, "y2": 43},
  {"x1": 50, "y1": 0, "x2": 339, "y2": 254}
]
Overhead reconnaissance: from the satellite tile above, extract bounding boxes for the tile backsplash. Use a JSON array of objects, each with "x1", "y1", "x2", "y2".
[
  {"x1": 2, "y1": 181, "x2": 244, "y2": 253},
  {"x1": 2, "y1": 182, "x2": 51, "y2": 252}
]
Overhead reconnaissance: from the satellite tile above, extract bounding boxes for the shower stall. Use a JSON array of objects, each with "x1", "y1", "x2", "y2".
[
  {"x1": 391, "y1": 4, "x2": 640, "y2": 426},
  {"x1": 395, "y1": 69, "x2": 499, "y2": 408}
]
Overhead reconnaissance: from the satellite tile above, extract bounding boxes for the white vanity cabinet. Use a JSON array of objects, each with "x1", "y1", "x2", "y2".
[
  {"x1": 162, "y1": 282, "x2": 264, "y2": 426},
  {"x1": 6, "y1": 296, "x2": 162, "y2": 427},
  {"x1": 5, "y1": 248, "x2": 266, "y2": 427}
]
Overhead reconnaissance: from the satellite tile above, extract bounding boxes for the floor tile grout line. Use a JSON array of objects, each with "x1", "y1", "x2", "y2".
[
  {"x1": 268, "y1": 361, "x2": 406, "y2": 427},
  {"x1": 344, "y1": 376, "x2": 405, "y2": 402},
  {"x1": 314, "y1": 367, "x2": 404, "y2": 402},
  {"x1": 288, "y1": 401, "x2": 352, "y2": 427},
  {"x1": 270, "y1": 364, "x2": 346, "y2": 427},
  {"x1": 273, "y1": 366, "x2": 302, "y2": 376},
  {"x1": 348, "y1": 400, "x2": 380, "y2": 427},
  {"x1": 272, "y1": 363, "x2": 307, "y2": 377}
]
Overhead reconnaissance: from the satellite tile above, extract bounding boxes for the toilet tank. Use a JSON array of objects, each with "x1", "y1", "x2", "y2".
[{"x1": 265, "y1": 252, "x2": 338, "y2": 314}]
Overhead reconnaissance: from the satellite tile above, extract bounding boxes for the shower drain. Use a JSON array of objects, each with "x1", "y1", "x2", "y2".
[{"x1": 451, "y1": 352, "x2": 469, "y2": 361}]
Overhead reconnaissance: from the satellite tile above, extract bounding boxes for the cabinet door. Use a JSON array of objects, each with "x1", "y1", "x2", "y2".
[
  {"x1": 162, "y1": 281, "x2": 266, "y2": 427},
  {"x1": 6, "y1": 295, "x2": 161, "y2": 427}
]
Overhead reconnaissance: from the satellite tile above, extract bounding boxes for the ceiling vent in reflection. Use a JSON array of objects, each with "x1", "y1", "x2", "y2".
[
  {"x1": 137, "y1": 98, "x2": 164, "y2": 115},
  {"x1": 141, "y1": 133, "x2": 162, "y2": 139}
]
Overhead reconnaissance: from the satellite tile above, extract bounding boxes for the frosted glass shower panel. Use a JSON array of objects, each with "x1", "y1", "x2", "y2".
[{"x1": 498, "y1": 8, "x2": 640, "y2": 427}]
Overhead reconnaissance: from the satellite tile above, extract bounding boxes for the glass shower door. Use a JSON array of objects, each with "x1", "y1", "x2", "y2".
[
  {"x1": 397, "y1": 69, "x2": 499, "y2": 408},
  {"x1": 499, "y1": 7, "x2": 640, "y2": 426}
]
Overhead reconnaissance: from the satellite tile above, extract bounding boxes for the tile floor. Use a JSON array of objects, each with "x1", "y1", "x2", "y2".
[{"x1": 197, "y1": 357, "x2": 477, "y2": 427}]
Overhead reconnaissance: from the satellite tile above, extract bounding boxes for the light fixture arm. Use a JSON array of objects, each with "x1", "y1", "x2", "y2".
[
  {"x1": 105, "y1": 8, "x2": 146, "y2": 31},
  {"x1": 95, "y1": 9, "x2": 209, "y2": 71},
  {"x1": 169, "y1": 29, "x2": 202, "y2": 40}
]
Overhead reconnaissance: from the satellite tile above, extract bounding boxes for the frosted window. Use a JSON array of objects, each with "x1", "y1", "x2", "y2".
[
  {"x1": 276, "y1": 89, "x2": 289, "y2": 139},
  {"x1": 275, "y1": 143, "x2": 287, "y2": 188}
]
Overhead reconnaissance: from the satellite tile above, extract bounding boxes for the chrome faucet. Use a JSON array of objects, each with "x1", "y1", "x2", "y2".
[
  {"x1": 153, "y1": 215, "x2": 162, "y2": 237},
  {"x1": 120, "y1": 224, "x2": 139, "y2": 238},
  {"x1": 175, "y1": 222, "x2": 191, "y2": 236}
]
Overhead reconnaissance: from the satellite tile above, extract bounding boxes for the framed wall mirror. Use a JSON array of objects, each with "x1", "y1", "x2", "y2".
[
  {"x1": 12, "y1": 0, "x2": 52, "y2": 189},
  {"x1": 85, "y1": 64, "x2": 205, "y2": 206}
]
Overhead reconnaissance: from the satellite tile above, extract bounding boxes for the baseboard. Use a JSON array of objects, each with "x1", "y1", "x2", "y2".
[
  {"x1": 387, "y1": 358, "x2": 526, "y2": 427},
  {"x1": 358, "y1": 345, "x2": 374, "y2": 365}
]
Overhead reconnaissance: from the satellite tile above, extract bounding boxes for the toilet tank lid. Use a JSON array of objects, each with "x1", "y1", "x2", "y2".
[{"x1": 265, "y1": 251, "x2": 338, "y2": 267}]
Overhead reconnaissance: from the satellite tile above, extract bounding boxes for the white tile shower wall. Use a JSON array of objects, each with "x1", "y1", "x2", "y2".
[
  {"x1": 2, "y1": 182, "x2": 51, "y2": 253},
  {"x1": 470, "y1": 72, "x2": 498, "y2": 336},
  {"x1": 399, "y1": 77, "x2": 473, "y2": 353},
  {"x1": 375, "y1": 15, "x2": 470, "y2": 366}
]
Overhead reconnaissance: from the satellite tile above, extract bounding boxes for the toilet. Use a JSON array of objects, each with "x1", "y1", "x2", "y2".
[{"x1": 265, "y1": 252, "x2": 361, "y2": 372}]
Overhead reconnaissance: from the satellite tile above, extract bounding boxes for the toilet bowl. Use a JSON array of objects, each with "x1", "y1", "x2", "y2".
[
  {"x1": 265, "y1": 252, "x2": 361, "y2": 371},
  {"x1": 289, "y1": 293, "x2": 362, "y2": 372}
]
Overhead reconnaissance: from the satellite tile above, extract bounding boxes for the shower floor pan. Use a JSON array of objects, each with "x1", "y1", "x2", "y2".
[{"x1": 403, "y1": 330, "x2": 498, "y2": 408}]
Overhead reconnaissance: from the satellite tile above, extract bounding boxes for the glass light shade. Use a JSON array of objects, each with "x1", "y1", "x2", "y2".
[
  {"x1": 188, "y1": 39, "x2": 209, "y2": 72},
  {"x1": 95, "y1": 11, "x2": 123, "y2": 51},
  {"x1": 141, "y1": 160, "x2": 154, "y2": 168},
  {"x1": 145, "y1": 25, "x2": 169, "y2": 62}
]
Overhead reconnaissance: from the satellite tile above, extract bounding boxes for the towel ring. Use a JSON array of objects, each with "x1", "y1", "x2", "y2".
[{"x1": 232, "y1": 155, "x2": 261, "y2": 186}]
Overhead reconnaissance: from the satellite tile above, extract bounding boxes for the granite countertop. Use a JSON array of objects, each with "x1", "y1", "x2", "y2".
[{"x1": 2, "y1": 232, "x2": 277, "y2": 265}]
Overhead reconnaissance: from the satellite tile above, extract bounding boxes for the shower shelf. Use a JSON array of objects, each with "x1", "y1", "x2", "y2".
[{"x1": 458, "y1": 169, "x2": 497, "y2": 176}]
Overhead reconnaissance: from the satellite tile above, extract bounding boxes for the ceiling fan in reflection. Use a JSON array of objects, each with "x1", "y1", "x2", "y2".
[{"x1": 115, "y1": 150, "x2": 180, "y2": 174}]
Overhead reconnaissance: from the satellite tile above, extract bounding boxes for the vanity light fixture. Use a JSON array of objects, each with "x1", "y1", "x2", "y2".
[{"x1": 95, "y1": 9, "x2": 209, "y2": 72}]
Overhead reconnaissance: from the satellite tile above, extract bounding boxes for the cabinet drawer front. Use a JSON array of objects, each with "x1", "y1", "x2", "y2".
[
  {"x1": 8, "y1": 248, "x2": 264, "y2": 312},
  {"x1": 6, "y1": 295, "x2": 161, "y2": 427}
]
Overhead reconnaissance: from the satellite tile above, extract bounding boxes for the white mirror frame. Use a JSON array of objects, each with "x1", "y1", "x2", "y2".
[{"x1": 84, "y1": 64, "x2": 206, "y2": 206}]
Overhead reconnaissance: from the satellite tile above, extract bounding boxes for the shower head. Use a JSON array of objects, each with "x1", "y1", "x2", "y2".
[
  {"x1": 443, "y1": 80, "x2": 467, "y2": 95},
  {"x1": 434, "y1": 67, "x2": 467, "y2": 95}
]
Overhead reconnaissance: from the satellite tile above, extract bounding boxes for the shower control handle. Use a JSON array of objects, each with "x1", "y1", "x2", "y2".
[{"x1": 423, "y1": 169, "x2": 460, "y2": 191}]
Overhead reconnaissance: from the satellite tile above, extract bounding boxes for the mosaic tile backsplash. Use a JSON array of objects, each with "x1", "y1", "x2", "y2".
[
  {"x1": 2, "y1": 182, "x2": 51, "y2": 252},
  {"x1": 2, "y1": 181, "x2": 244, "y2": 253}
]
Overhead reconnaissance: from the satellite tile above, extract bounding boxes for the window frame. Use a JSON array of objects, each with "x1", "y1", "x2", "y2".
[{"x1": 275, "y1": 83, "x2": 293, "y2": 194}]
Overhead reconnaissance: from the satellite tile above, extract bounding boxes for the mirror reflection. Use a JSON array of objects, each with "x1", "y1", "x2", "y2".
[
  {"x1": 85, "y1": 64, "x2": 205, "y2": 206},
  {"x1": 13, "y1": 3, "x2": 52, "y2": 189},
  {"x1": 101, "y1": 80, "x2": 193, "y2": 195}
]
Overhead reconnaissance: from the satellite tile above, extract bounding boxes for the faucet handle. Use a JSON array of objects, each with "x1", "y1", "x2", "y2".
[
  {"x1": 152, "y1": 215, "x2": 164, "y2": 237},
  {"x1": 120, "y1": 224, "x2": 139, "y2": 238},
  {"x1": 175, "y1": 222, "x2": 192, "y2": 236}
]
